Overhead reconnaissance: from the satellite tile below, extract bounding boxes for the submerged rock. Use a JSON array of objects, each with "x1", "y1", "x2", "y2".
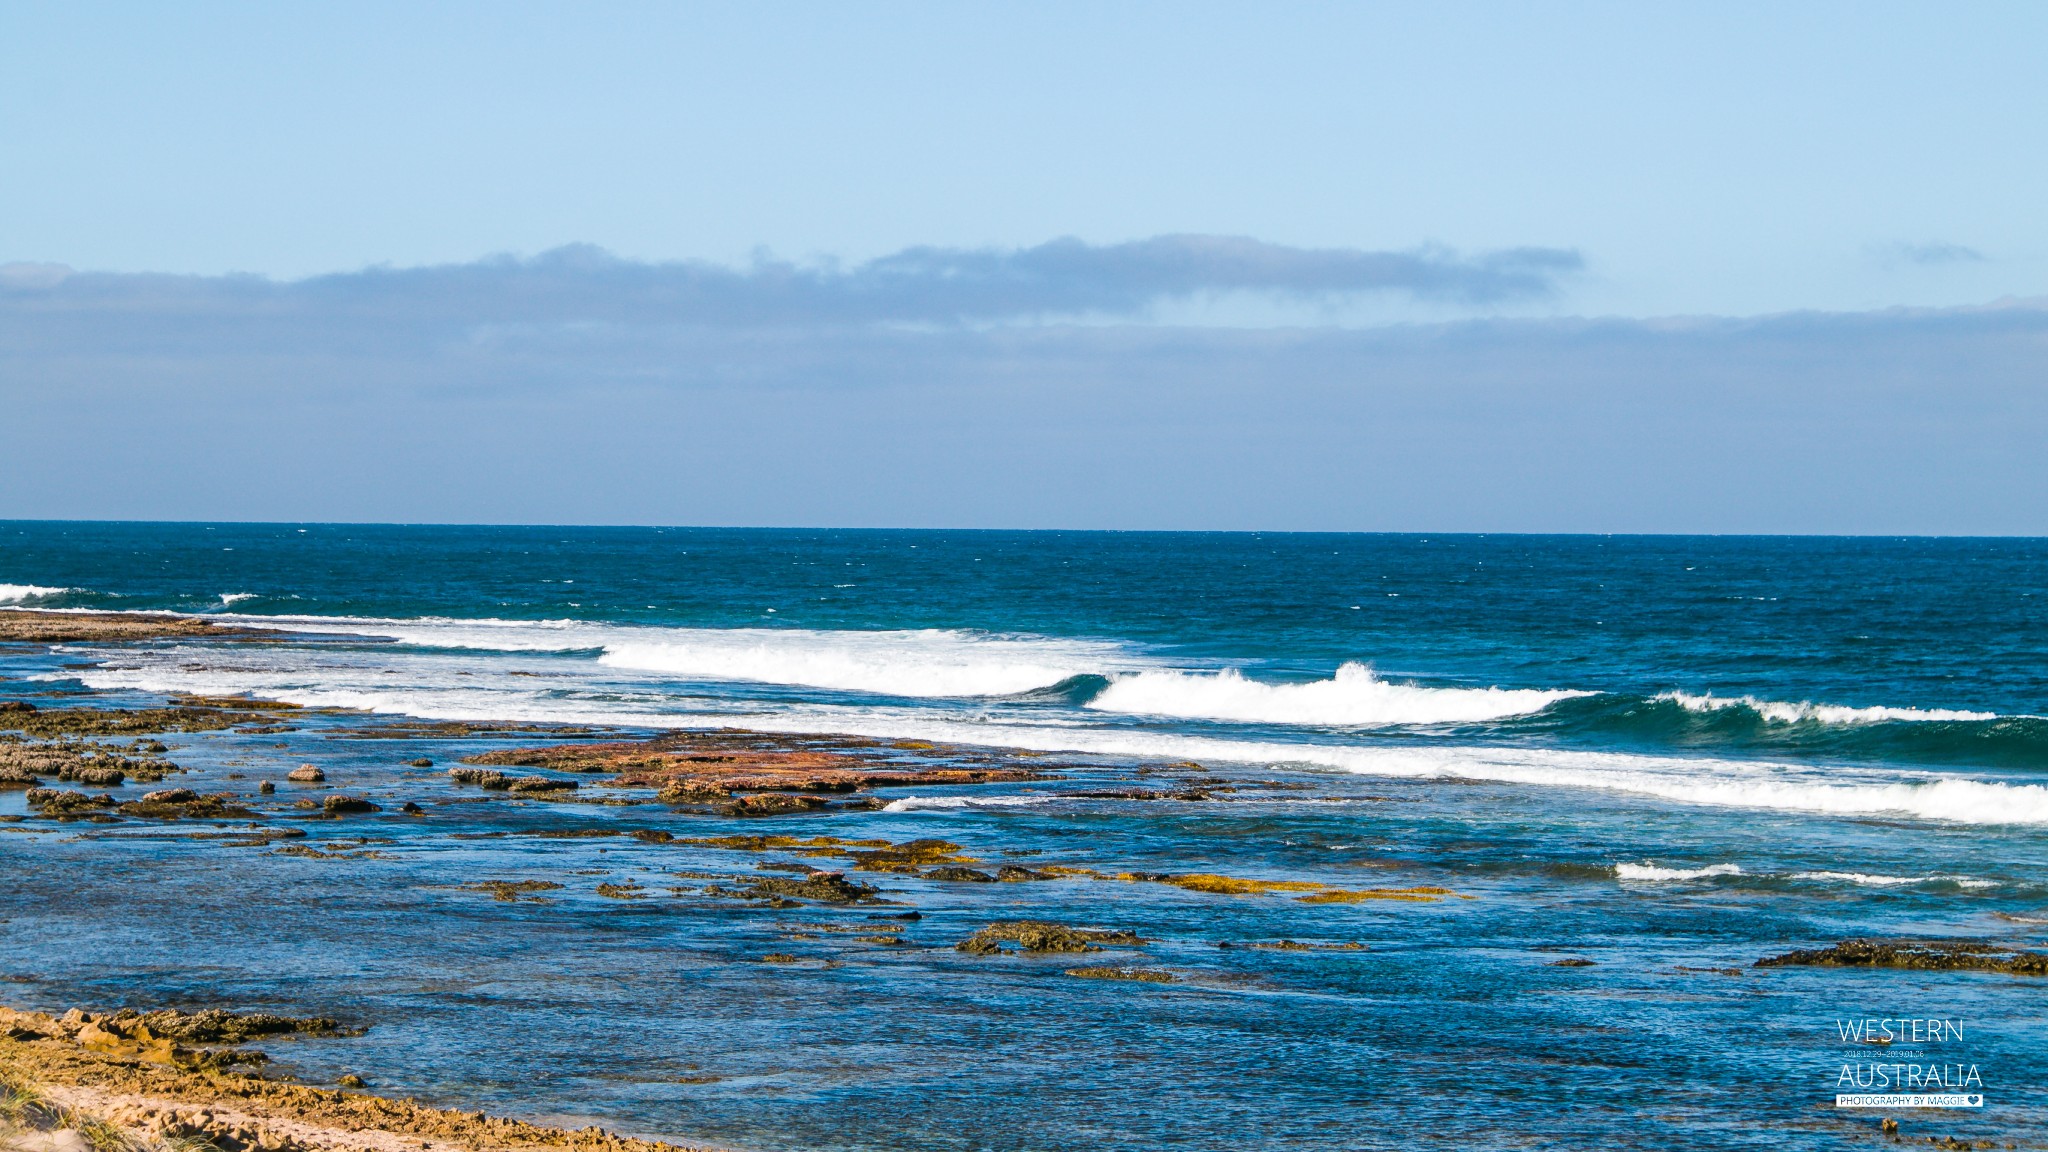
[
  {"x1": 924, "y1": 866, "x2": 996, "y2": 882},
  {"x1": 1065, "y1": 966, "x2": 1179, "y2": 983},
  {"x1": 465, "y1": 880, "x2": 564, "y2": 901}
]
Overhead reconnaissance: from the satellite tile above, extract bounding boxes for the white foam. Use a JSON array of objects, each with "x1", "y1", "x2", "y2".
[
  {"x1": 1658, "y1": 691, "x2": 1996, "y2": 724},
  {"x1": 1615, "y1": 862, "x2": 1744, "y2": 881},
  {"x1": 880, "y1": 794, "x2": 1060, "y2": 812},
  {"x1": 218, "y1": 593, "x2": 258, "y2": 607},
  {"x1": 1790, "y1": 871, "x2": 1997, "y2": 889},
  {"x1": 210, "y1": 614, "x2": 1132, "y2": 697},
  {"x1": 58, "y1": 638, "x2": 2048, "y2": 828},
  {"x1": 600, "y1": 629, "x2": 1124, "y2": 697},
  {"x1": 1088, "y1": 662, "x2": 1584, "y2": 726},
  {"x1": 0, "y1": 584, "x2": 71, "y2": 604}
]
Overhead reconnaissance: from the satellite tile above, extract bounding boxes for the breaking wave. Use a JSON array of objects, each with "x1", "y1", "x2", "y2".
[
  {"x1": 59, "y1": 644, "x2": 2048, "y2": 827},
  {"x1": 0, "y1": 584, "x2": 72, "y2": 604},
  {"x1": 1086, "y1": 663, "x2": 1584, "y2": 727},
  {"x1": 1615, "y1": 863, "x2": 1743, "y2": 881},
  {"x1": 1655, "y1": 691, "x2": 1996, "y2": 725},
  {"x1": 213, "y1": 615, "x2": 1134, "y2": 696},
  {"x1": 598, "y1": 630, "x2": 1129, "y2": 697}
]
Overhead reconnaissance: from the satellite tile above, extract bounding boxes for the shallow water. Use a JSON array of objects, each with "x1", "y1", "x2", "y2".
[{"x1": 3, "y1": 524, "x2": 2046, "y2": 1149}]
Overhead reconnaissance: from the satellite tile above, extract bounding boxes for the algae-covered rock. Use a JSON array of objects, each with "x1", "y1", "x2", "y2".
[
  {"x1": 321, "y1": 795, "x2": 380, "y2": 814},
  {"x1": 2, "y1": 737, "x2": 180, "y2": 786},
  {"x1": 956, "y1": 921, "x2": 1147, "y2": 955},
  {"x1": 846, "y1": 839, "x2": 971, "y2": 872},
  {"x1": 724, "y1": 792, "x2": 825, "y2": 815},
  {"x1": 465, "y1": 880, "x2": 564, "y2": 901},
  {"x1": 507, "y1": 775, "x2": 577, "y2": 793},
  {"x1": 25, "y1": 787, "x2": 115, "y2": 814},
  {"x1": 745, "y1": 873, "x2": 884, "y2": 905},
  {"x1": 0, "y1": 610, "x2": 247, "y2": 643},
  {"x1": 1756, "y1": 938, "x2": 2048, "y2": 977},
  {"x1": 0, "y1": 704, "x2": 270, "y2": 738},
  {"x1": 924, "y1": 866, "x2": 996, "y2": 882}
]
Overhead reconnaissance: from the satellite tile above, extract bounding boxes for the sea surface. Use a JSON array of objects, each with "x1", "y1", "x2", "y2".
[{"x1": 3, "y1": 523, "x2": 2046, "y2": 1150}]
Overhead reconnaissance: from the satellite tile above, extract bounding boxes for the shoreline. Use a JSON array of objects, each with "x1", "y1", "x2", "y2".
[
  {"x1": 0, "y1": 1006, "x2": 722, "y2": 1152},
  {"x1": 4, "y1": 607, "x2": 2041, "y2": 1150}
]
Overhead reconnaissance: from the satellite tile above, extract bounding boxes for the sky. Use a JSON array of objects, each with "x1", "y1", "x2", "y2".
[{"x1": 3, "y1": 2, "x2": 2047, "y2": 531}]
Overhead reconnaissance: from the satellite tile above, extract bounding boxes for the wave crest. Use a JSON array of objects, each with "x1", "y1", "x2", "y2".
[
  {"x1": 1615, "y1": 862, "x2": 1743, "y2": 881},
  {"x1": 599, "y1": 629, "x2": 1122, "y2": 697},
  {"x1": 0, "y1": 584, "x2": 73, "y2": 604},
  {"x1": 1086, "y1": 663, "x2": 1583, "y2": 727},
  {"x1": 1656, "y1": 691, "x2": 1996, "y2": 725}
]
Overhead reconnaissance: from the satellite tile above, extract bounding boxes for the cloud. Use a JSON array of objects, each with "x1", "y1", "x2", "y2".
[
  {"x1": 1, "y1": 238, "x2": 2043, "y2": 533},
  {"x1": 0, "y1": 236, "x2": 1582, "y2": 335},
  {"x1": 1870, "y1": 241, "x2": 1988, "y2": 268}
]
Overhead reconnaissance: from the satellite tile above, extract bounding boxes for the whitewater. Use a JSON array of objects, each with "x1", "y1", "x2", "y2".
[{"x1": 45, "y1": 612, "x2": 2048, "y2": 827}]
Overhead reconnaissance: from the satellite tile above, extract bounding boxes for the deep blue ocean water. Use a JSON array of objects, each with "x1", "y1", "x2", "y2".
[{"x1": 4, "y1": 523, "x2": 2046, "y2": 1150}]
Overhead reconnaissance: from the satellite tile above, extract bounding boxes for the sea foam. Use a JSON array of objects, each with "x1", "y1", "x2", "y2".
[
  {"x1": 1615, "y1": 862, "x2": 1744, "y2": 881},
  {"x1": 1657, "y1": 691, "x2": 1996, "y2": 725},
  {"x1": 1087, "y1": 662, "x2": 1584, "y2": 726},
  {"x1": 209, "y1": 614, "x2": 1129, "y2": 697},
  {"x1": 65, "y1": 625, "x2": 2048, "y2": 828},
  {"x1": 599, "y1": 629, "x2": 1121, "y2": 697}
]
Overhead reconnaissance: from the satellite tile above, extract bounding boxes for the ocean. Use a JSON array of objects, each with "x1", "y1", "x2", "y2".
[{"x1": 4, "y1": 522, "x2": 2045, "y2": 1149}]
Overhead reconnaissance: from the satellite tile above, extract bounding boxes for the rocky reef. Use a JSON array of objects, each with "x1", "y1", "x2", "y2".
[
  {"x1": 0, "y1": 1003, "x2": 719, "y2": 1152},
  {"x1": 1756, "y1": 939, "x2": 2048, "y2": 976},
  {"x1": 0, "y1": 704, "x2": 275, "y2": 739},
  {"x1": 0, "y1": 610, "x2": 263, "y2": 644},
  {"x1": 956, "y1": 921, "x2": 1148, "y2": 955},
  {"x1": 460, "y1": 730, "x2": 1051, "y2": 816}
]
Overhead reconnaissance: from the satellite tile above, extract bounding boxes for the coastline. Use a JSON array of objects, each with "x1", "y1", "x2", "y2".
[
  {"x1": 0, "y1": 1005, "x2": 721, "y2": 1152},
  {"x1": 4, "y1": 607, "x2": 2042, "y2": 1150}
]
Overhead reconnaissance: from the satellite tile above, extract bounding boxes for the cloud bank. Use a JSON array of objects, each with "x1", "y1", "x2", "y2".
[
  {"x1": 0, "y1": 236, "x2": 1581, "y2": 336},
  {"x1": 1, "y1": 239, "x2": 2043, "y2": 533}
]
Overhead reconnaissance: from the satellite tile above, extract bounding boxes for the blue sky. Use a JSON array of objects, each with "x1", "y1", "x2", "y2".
[{"x1": 3, "y1": 2, "x2": 2046, "y2": 530}]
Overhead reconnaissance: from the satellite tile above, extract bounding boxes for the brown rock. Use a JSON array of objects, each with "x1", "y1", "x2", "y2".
[
  {"x1": 286, "y1": 765, "x2": 324, "y2": 782},
  {"x1": 505, "y1": 775, "x2": 576, "y2": 792},
  {"x1": 956, "y1": 920, "x2": 1147, "y2": 955}
]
